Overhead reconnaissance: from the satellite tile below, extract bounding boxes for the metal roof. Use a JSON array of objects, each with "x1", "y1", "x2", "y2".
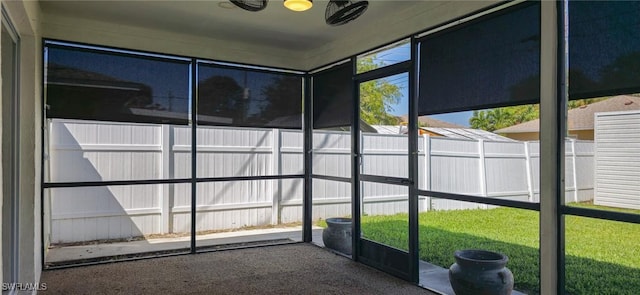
[{"x1": 372, "y1": 125, "x2": 516, "y2": 142}]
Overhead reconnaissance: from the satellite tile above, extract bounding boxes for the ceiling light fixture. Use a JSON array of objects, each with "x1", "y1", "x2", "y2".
[{"x1": 283, "y1": 0, "x2": 313, "y2": 12}]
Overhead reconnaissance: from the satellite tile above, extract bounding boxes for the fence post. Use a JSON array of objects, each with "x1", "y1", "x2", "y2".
[
  {"x1": 271, "y1": 128, "x2": 282, "y2": 225},
  {"x1": 524, "y1": 141, "x2": 534, "y2": 202},
  {"x1": 161, "y1": 124, "x2": 173, "y2": 233},
  {"x1": 423, "y1": 135, "x2": 432, "y2": 211},
  {"x1": 478, "y1": 139, "x2": 488, "y2": 209},
  {"x1": 360, "y1": 131, "x2": 365, "y2": 212},
  {"x1": 570, "y1": 139, "x2": 578, "y2": 203}
]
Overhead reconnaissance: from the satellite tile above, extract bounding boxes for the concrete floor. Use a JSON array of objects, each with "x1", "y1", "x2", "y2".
[
  {"x1": 42, "y1": 243, "x2": 436, "y2": 295},
  {"x1": 46, "y1": 227, "x2": 526, "y2": 294}
]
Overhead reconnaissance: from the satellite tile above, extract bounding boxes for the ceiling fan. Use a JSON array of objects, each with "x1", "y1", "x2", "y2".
[
  {"x1": 229, "y1": 0, "x2": 268, "y2": 12},
  {"x1": 325, "y1": 0, "x2": 369, "y2": 26},
  {"x1": 228, "y1": 0, "x2": 370, "y2": 26}
]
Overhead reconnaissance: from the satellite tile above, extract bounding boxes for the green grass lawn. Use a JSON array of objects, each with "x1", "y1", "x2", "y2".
[{"x1": 354, "y1": 204, "x2": 640, "y2": 295}]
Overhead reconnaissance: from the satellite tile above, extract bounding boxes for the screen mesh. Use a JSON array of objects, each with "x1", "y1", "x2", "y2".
[
  {"x1": 569, "y1": 1, "x2": 640, "y2": 99},
  {"x1": 312, "y1": 61, "x2": 354, "y2": 129},
  {"x1": 46, "y1": 44, "x2": 191, "y2": 125},
  {"x1": 197, "y1": 64, "x2": 303, "y2": 129},
  {"x1": 418, "y1": 2, "x2": 540, "y2": 115}
]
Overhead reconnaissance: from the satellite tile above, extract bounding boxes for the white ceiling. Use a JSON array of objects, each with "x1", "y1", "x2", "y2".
[{"x1": 39, "y1": 1, "x2": 497, "y2": 70}]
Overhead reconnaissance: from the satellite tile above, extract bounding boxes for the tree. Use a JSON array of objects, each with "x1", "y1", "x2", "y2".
[
  {"x1": 469, "y1": 107, "x2": 521, "y2": 132},
  {"x1": 487, "y1": 108, "x2": 515, "y2": 131},
  {"x1": 508, "y1": 104, "x2": 539, "y2": 124},
  {"x1": 358, "y1": 56, "x2": 403, "y2": 125},
  {"x1": 470, "y1": 110, "x2": 492, "y2": 130}
]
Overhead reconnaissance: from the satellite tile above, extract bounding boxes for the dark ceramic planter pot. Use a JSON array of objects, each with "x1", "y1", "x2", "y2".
[
  {"x1": 449, "y1": 249, "x2": 514, "y2": 295},
  {"x1": 322, "y1": 217, "x2": 352, "y2": 255}
]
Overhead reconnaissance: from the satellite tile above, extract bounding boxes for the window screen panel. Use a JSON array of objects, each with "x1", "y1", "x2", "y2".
[
  {"x1": 45, "y1": 44, "x2": 190, "y2": 125},
  {"x1": 312, "y1": 61, "x2": 354, "y2": 129},
  {"x1": 418, "y1": 2, "x2": 540, "y2": 115},
  {"x1": 569, "y1": 1, "x2": 640, "y2": 99},
  {"x1": 197, "y1": 64, "x2": 303, "y2": 129}
]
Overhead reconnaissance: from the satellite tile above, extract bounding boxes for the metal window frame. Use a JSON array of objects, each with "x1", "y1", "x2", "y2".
[
  {"x1": 352, "y1": 54, "x2": 415, "y2": 281},
  {"x1": 540, "y1": 2, "x2": 565, "y2": 293},
  {"x1": 40, "y1": 40, "x2": 308, "y2": 268}
]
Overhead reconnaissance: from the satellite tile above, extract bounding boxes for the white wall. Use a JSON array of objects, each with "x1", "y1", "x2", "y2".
[{"x1": 1, "y1": 0, "x2": 42, "y2": 288}]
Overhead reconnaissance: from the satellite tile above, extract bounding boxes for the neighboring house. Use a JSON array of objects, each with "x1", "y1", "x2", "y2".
[
  {"x1": 322, "y1": 119, "x2": 379, "y2": 133},
  {"x1": 495, "y1": 95, "x2": 640, "y2": 140},
  {"x1": 593, "y1": 110, "x2": 640, "y2": 210},
  {"x1": 47, "y1": 64, "x2": 155, "y2": 122},
  {"x1": 397, "y1": 115, "x2": 467, "y2": 136},
  {"x1": 380, "y1": 115, "x2": 465, "y2": 136},
  {"x1": 399, "y1": 115, "x2": 464, "y2": 128}
]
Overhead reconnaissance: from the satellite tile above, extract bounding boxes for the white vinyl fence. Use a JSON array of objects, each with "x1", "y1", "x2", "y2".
[
  {"x1": 46, "y1": 119, "x2": 595, "y2": 243},
  {"x1": 422, "y1": 136, "x2": 595, "y2": 210}
]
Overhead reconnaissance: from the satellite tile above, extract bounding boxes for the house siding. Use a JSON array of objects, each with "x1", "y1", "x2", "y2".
[
  {"x1": 569, "y1": 130, "x2": 593, "y2": 140},
  {"x1": 594, "y1": 110, "x2": 640, "y2": 209},
  {"x1": 501, "y1": 130, "x2": 593, "y2": 141},
  {"x1": 499, "y1": 132, "x2": 539, "y2": 141}
]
